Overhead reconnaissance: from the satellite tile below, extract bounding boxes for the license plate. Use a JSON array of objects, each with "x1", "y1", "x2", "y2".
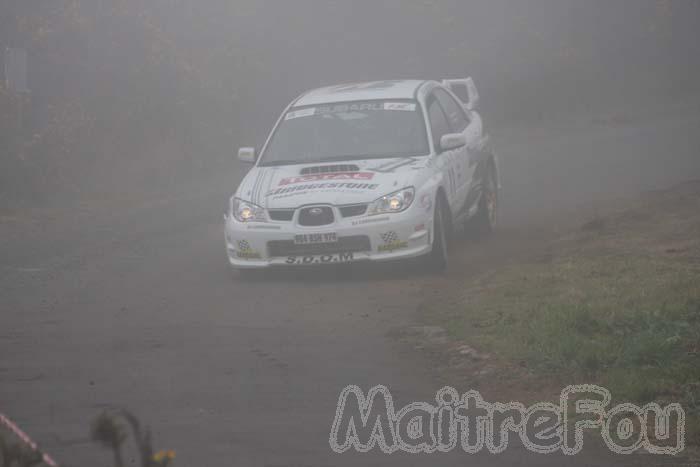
[
  {"x1": 285, "y1": 252, "x2": 354, "y2": 265},
  {"x1": 294, "y1": 232, "x2": 337, "y2": 245}
]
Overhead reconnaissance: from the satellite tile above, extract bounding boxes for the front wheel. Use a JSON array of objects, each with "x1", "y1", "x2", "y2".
[
  {"x1": 465, "y1": 169, "x2": 497, "y2": 240},
  {"x1": 425, "y1": 195, "x2": 449, "y2": 272}
]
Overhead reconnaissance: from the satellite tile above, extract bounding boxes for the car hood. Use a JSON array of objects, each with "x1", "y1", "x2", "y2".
[{"x1": 237, "y1": 157, "x2": 429, "y2": 209}]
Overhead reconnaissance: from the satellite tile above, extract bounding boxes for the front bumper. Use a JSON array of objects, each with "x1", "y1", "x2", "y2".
[{"x1": 225, "y1": 209, "x2": 433, "y2": 269}]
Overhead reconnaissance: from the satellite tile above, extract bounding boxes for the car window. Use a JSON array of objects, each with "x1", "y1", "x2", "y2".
[
  {"x1": 260, "y1": 100, "x2": 429, "y2": 165},
  {"x1": 427, "y1": 98, "x2": 450, "y2": 151},
  {"x1": 446, "y1": 83, "x2": 470, "y2": 106},
  {"x1": 434, "y1": 88, "x2": 469, "y2": 132}
]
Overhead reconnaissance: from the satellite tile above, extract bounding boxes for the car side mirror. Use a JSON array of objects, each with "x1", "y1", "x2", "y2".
[
  {"x1": 439, "y1": 133, "x2": 467, "y2": 152},
  {"x1": 238, "y1": 147, "x2": 257, "y2": 164}
]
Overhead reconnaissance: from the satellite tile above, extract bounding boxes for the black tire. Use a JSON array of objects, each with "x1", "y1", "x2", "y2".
[
  {"x1": 465, "y1": 168, "x2": 497, "y2": 240},
  {"x1": 426, "y1": 194, "x2": 449, "y2": 272}
]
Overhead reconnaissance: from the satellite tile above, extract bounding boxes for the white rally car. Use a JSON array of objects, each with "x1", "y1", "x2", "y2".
[{"x1": 225, "y1": 79, "x2": 499, "y2": 273}]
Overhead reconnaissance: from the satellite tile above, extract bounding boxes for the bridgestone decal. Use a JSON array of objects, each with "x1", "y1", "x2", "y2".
[{"x1": 267, "y1": 183, "x2": 379, "y2": 197}]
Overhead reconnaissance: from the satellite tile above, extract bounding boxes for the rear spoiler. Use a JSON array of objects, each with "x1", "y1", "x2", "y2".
[{"x1": 442, "y1": 77, "x2": 479, "y2": 112}]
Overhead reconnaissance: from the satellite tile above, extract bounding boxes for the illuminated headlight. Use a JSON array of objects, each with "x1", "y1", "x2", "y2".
[
  {"x1": 367, "y1": 187, "x2": 415, "y2": 215},
  {"x1": 231, "y1": 198, "x2": 267, "y2": 222}
]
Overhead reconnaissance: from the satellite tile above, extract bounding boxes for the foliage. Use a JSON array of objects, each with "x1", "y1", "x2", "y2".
[
  {"x1": 91, "y1": 410, "x2": 175, "y2": 467},
  {"x1": 0, "y1": 434, "x2": 44, "y2": 467},
  {"x1": 0, "y1": 410, "x2": 175, "y2": 467},
  {"x1": 1, "y1": 1, "x2": 223, "y2": 204}
]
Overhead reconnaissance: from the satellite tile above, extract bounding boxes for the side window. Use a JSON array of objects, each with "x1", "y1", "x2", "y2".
[
  {"x1": 434, "y1": 89, "x2": 469, "y2": 133},
  {"x1": 427, "y1": 97, "x2": 450, "y2": 151}
]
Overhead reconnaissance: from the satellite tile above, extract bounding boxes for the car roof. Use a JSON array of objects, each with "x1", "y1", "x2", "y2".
[{"x1": 293, "y1": 80, "x2": 428, "y2": 107}]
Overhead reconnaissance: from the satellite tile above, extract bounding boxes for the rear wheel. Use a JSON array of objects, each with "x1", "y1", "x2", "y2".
[
  {"x1": 465, "y1": 168, "x2": 497, "y2": 240},
  {"x1": 426, "y1": 194, "x2": 449, "y2": 272}
]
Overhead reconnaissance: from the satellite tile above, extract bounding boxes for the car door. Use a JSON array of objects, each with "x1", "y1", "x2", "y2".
[
  {"x1": 426, "y1": 95, "x2": 460, "y2": 212},
  {"x1": 433, "y1": 88, "x2": 475, "y2": 217}
]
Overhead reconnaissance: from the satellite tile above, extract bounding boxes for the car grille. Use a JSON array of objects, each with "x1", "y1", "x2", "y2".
[
  {"x1": 267, "y1": 235, "x2": 371, "y2": 257},
  {"x1": 339, "y1": 204, "x2": 368, "y2": 218},
  {"x1": 298, "y1": 206, "x2": 334, "y2": 226},
  {"x1": 268, "y1": 209, "x2": 294, "y2": 221},
  {"x1": 267, "y1": 204, "x2": 368, "y2": 223}
]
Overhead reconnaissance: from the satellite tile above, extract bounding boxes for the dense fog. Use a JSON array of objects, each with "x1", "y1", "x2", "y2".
[{"x1": 2, "y1": 1, "x2": 699, "y2": 202}]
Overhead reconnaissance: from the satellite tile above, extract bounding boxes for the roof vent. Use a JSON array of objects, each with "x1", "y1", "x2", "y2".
[{"x1": 300, "y1": 164, "x2": 360, "y2": 175}]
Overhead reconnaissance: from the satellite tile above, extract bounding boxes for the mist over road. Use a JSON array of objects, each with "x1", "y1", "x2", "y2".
[{"x1": 2, "y1": 105, "x2": 699, "y2": 466}]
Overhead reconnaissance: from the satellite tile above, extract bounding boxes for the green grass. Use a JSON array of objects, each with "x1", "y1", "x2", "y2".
[
  {"x1": 435, "y1": 182, "x2": 700, "y2": 442},
  {"x1": 452, "y1": 257, "x2": 700, "y2": 386}
]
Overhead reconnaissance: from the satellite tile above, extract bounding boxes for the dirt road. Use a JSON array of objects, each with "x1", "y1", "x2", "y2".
[{"x1": 2, "y1": 108, "x2": 700, "y2": 466}]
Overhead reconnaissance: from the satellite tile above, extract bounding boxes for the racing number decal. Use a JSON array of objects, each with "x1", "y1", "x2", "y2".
[{"x1": 285, "y1": 252, "x2": 354, "y2": 265}]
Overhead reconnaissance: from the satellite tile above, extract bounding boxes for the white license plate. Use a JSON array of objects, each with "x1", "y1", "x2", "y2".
[{"x1": 294, "y1": 232, "x2": 337, "y2": 245}]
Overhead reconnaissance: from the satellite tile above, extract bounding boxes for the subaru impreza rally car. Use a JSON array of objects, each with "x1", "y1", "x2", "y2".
[{"x1": 224, "y1": 79, "x2": 499, "y2": 272}]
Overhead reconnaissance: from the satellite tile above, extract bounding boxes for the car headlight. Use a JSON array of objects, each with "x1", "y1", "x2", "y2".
[
  {"x1": 367, "y1": 187, "x2": 415, "y2": 215},
  {"x1": 230, "y1": 198, "x2": 267, "y2": 222}
]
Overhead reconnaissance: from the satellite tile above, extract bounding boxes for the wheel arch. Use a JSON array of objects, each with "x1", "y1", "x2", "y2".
[
  {"x1": 473, "y1": 150, "x2": 499, "y2": 197},
  {"x1": 434, "y1": 185, "x2": 454, "y2": 234},
  {"x1": 486, "y1": 150, "x2": 501, "y2": 192}
]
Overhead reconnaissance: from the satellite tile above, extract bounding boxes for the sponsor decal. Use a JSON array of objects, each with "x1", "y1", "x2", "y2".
[
  {"x1": 381, "y1": 231, "x2": 399, "y2": 243},
  {"x1": 249, "y1": 167, "x2": 274, "y2": 206},
  {"x1": 383, "y1": 102, "x2": 416, "y2": 111},
  {"x1": 285, "y1": 252, "x2": 355, "y2": 265},
  {"x1": 237, "y1": 250, "x2": 261, "y2": 259},
  {"x1": 279, "y1": 172, "x2": 374, "y2": 186},
  {"x1": 311, "y1": 101, "x2": 419, "y2": 116},
  {"x1": 328, "y1": 81, "x2": 405, "y2": 94},
  {"x1": 236, "y1": 240, "x2": 262, "y2": 259},
  {"x1": 317, "y1": 102, "x2": 382, "y2": 114},
  {"x1": 285, "y1": 107, "x2": 316, "y2": 120},
  {"x1": 378, "y1": 231, "x2": 408, "y2": 252},
  {"x1": 352, "y1": 216, "x2": 390, "y2": 226},
  {"x1": 267, "y1": 182, "x2": 379, "y2": 197},
  {"x1": 283, "y1": 100, "x2": 418, "y2": 122},
  {"x1": 378, "y1": 241, "x2": 408, "y2": 253}
]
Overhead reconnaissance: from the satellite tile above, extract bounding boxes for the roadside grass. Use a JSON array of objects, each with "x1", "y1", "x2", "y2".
[{"x1": 435, "y1": 181, "x2": 700, "y2": 442}]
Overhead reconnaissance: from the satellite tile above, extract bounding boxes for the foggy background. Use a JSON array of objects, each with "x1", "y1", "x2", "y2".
[
  {"x1": 2, "y1": 3, "x2": 700, "y2": 466},
  {"x1": 1, "y1": 0, "x2": 699, "y2": 205}
]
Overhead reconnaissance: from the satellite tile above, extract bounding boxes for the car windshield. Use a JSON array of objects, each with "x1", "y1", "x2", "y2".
[{"x1": 259, "y1": 100, "x2": 429, "y2": 166}]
